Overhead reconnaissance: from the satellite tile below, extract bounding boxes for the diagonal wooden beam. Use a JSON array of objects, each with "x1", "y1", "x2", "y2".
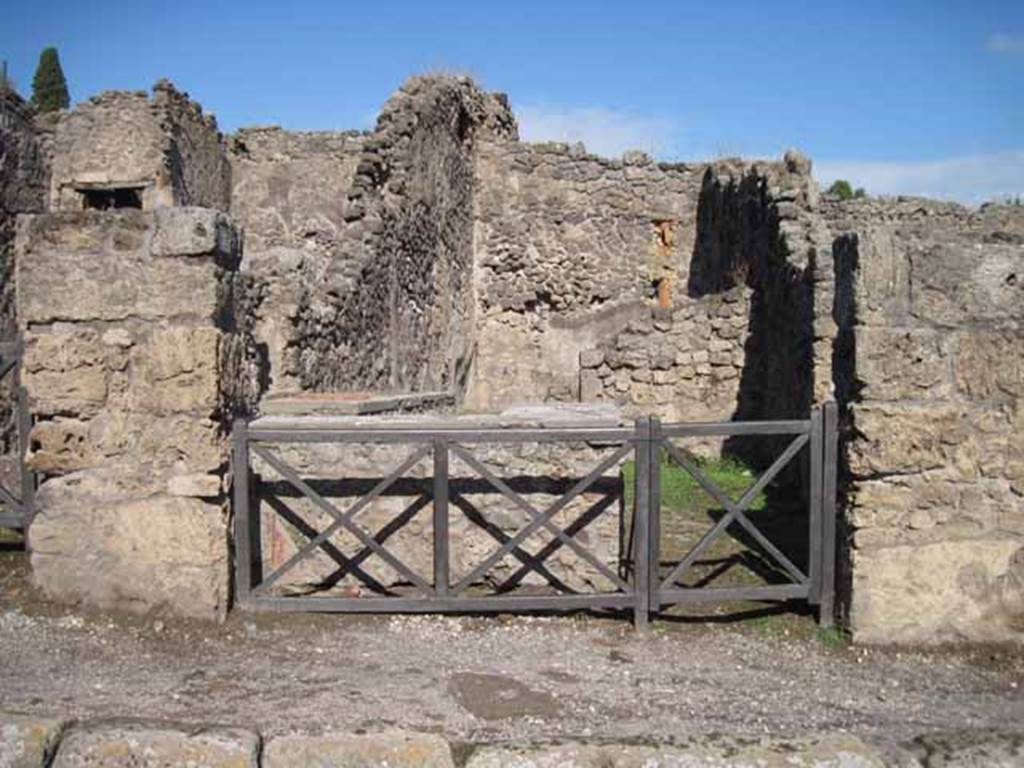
[
  {"x1": 495, "y1": 492, "x2": 620, "y2": 593},
  {"x1": 263, "y1": 494, "x2": 391, "y2": 593},
  {"x1": 662, "y1": 442, "x2": 738, "y2": 514},
  {"x1": 450, "y1": 443, "x2": 632, "y2": 593},
  {"x1": 658, "y1": 432, "x2": 810, "y2": 590},
  {"x1": 732, "y1": 510, "x2": 808, "y2": 584},
  {"x1": 0, "y1": 483, "x2": 23, "y2": 513},
  {"x1": 450, "y1": 492, "x2": 570, "y2": 591},
  {"x1": 252, "y1": 444, "x2": 432, "y2": 594}
]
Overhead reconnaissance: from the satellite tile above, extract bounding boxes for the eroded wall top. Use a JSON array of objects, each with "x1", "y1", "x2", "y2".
[{"x1": 49, "y1": 81, "x2": 230, "y2": 212}]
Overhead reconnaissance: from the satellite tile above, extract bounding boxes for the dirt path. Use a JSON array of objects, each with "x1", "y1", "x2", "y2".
[{"x1": 0, "y1": 549, "x2": 1021, "y2": 748}]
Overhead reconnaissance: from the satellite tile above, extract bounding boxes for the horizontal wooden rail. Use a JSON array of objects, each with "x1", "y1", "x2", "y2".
[{"x1": 232, "y1": 404, "x2": 839, "y2": 628}]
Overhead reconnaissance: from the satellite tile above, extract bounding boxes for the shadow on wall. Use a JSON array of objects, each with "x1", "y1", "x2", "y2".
[
  {"x1": 252, "y1": 474, "x2": 627, "y2": 596},
  {"x1": 829, "y1": 232, "x2": 861, "y2": 627},
  {"x1": 688, "y1": 166, "x2": 815, "y2": 459},
  {"x1": 684, "y1": 165, "x2": 818, "y2": 569}
]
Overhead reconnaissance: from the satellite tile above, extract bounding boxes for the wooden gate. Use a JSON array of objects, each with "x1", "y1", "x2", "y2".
[{"x1": 232, "y1": 405, "x2": 838, "y2": 627}]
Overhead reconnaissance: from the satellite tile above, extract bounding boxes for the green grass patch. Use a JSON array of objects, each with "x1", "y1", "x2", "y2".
[
  {"x1": 623, "y1": 451, "x2": 765, "y2": 518},
  {"x1": 624, "y1": 451, "x2": 797, "y2": 593},
  {"x1": 0, "y1": 526, "x2": 23, "y2": 545},
  {"x1": 815, "y1": 624, "x2": 850, "y2": 648}
]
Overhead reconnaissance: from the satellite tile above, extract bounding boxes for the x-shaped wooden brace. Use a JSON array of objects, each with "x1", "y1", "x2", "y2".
[
  {"x1": 251, "y1": 444, "x2": 433, "y2": 597},
  {"x1": 0, "y1": 481, "x2": 24, "y2": 515},
  {"x1": 449, "y1": 443, "x2": 633, "y2": 595},
  {"x1": 0, "y1": 347, "x2": 25, "y2": 517},
  {"x1": 658, "y1": 433, "x2": 810, "y2": 591}
]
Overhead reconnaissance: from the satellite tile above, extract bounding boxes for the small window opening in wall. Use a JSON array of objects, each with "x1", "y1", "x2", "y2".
[{"x1": 79, "y1": 187, "x2": 143, "y2": 211}]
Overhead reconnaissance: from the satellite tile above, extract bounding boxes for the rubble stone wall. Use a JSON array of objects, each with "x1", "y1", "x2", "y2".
[
  {"x1": 229, "y1": 127, "x2": 366, "y2": 393},
  {"x1": 578, "y1": 287, "x2": 751, "y2": 423},
  {"x1": 49, "y1": 81, "x2": 230, "y2": 212},
  {"x1": 0, "y1": 91, "x2": 47, "y2": 480},
  {"x1": 468, "y1": 142, "x2": 706, "y2": 410},
  {"x1": 16, "y1": 208, "x2": 261, "y2": 618},
  {"x1": 825, "y1": 197, "x2": 1024, "y2": 643},
  {"x1": 7, "y1": 72, "x2": 1024, "y2": 643},
  {"x1": 1, "y1": 92, "x2": 48, "y2": 336},
  {"x1": 692, "y1": 155, "x2": 834, "y2": 425},
  {"x1": 252, "y1": 411, "x2": 626, "y2": 596},
  {"x1": 564, "y1": 154, "x2": 832, "y2": 443},
  {"x1": 294, "y1": 76, "x2": 517, "y2": 399}
]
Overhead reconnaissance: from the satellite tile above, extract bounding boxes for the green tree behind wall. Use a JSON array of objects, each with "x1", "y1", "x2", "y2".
[
  {"x1": 30, "y1": 47, "x2": 69, "y2": 113},
  {"x1": 827, "y1": 179, "x2": 867, "y2": 200}
]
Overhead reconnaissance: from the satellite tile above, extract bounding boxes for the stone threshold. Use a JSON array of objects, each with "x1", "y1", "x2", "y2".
[
  {"x1": 3, "y1": 711, "x2": 1022, "y2": 767},
  {"x1": 250, "y1": 401, "x2": 626, "y2": 432},
  {"x1": 260, "y1": 390, "x2": 456, "y2": 416}
]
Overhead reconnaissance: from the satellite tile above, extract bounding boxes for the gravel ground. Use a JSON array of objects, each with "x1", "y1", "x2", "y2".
[{"x1": 0, "y1": 548, "x2": 1021, "y2": 748}]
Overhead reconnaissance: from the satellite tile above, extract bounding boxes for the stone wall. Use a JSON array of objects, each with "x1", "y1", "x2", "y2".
[
  {"x1": 294, "y1": 76, "x2": 517, "y2": 400},
  {"x1": 825, "y1": 196, "x2": 1024, "y2": 643},
  {"x1": 468, "y1": 142, "x2": 706, "y2": 410},
  {"x1": 16, "y1": 208, "x2": 261, "y2": 618},
  {"x1": 557, "y1": 153, "x2": 831, "y2": 440},
  {"x1": 691, "y1": 154, "x2": 834, "y2": 424},
  {"x1": 49, "y1": 81, "x2": 230, "y2": 212},
  {"x1": 6, "y1": 70, "x2": 1023, "y2": 643},
  {"x1": 0, "y1": 90, "x2": 48, "y2": 487},
  {"x1": 1, "y1": 91, "x2": 48, "y2": 335},
  {"x1": 578, "y1": 287, "x2": 751, "y2": 423},
  {"x1": 250, "y1": 404, "x2": 626, "y2": 596},
  {"x1": 229, "y1": 126, "x2": 366, "y2": 393}
]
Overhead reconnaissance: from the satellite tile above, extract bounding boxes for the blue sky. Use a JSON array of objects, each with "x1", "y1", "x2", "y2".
[{"x1": 3, "y1": 0, "x2": 1022, "y2": 202}]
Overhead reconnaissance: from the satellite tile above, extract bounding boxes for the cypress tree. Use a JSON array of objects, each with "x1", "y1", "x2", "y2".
[{"x1": 30, "y1": 47, "x2": 70, "y2": 113}]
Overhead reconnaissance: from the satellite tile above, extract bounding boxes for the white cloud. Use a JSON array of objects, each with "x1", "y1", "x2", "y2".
[
  {"x1": 515, "y1": 104, "x2": 678, "y2": 159},
  {"x1": 815, "y1": 151, "x2": 1024, "y2": 204},
  {"x1": 986, "y1": 34, "x2": 1024, "y2": 56}
]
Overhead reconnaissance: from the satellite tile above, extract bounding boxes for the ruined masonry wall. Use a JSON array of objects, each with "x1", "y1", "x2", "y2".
[
  {"x1": 49, "y1": 81, "x2": 230, "y2": 212},
  {"x1": 568, "y1": 154, "x2": 831, "y2": 435},
  {"x1": 469, "y1": 140, "x2": 705, "y2": 411},
  {"x1": 0, "y1": 93, "x2": 47, "y2": 338},
  {"x1": 229, "y1": 127, "x2": 366, "y2": 393},
  {"x1": 0, "y1": 92, "x2": 48, "y2": 481},
  {"x1": 579, "y1": 288, "x2": 751, "y2": 423},
  {"x1": 691, "y1": 154, "x2": 834, "y2": 425},
  {"x1": 16, "y1": 208, "x2": 261, "y2": 618},
  {"x1": 825, "y1": 197, "x2": 1024, "y2": 643},
  {"x1": 294, "y1": 76, "x2": 517, "y2": 398}
]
